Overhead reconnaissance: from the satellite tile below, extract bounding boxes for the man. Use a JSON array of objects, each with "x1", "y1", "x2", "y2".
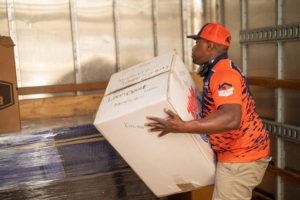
[{"x1": 145, "y1": 23, "x2": 270, "y2": 200}]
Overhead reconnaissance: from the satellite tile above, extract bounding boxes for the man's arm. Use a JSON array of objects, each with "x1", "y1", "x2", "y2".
[{"x1": 145, "y1": 103, "x2": 241, "y2": 137}]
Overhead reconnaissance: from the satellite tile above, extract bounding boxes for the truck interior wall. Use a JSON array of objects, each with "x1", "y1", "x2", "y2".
[
  {"x1": 0, "y1": 1, "x2": 8, "y2": 36},
  {"x1": 283, "y1": 89, "x2": 300, "y2": 126},
  {"x1": 14, "y1": 0, "x2": 76, "y2": 100},
  {"x1": 284, "y1": 139, "x2": 300, "y2": 198},
  {"x1": 118, "y1": 0, "x2": 155, "y2": 68},
  {"x1": 0, "y1": 0, "x2": 200, "y2": 100},
  {"x1": 76, "y1": 0, "x2": 116, "y2": 84},
  {"x1": 247, "y1": 0, "x2": 277, "y2": 121},
  {"x1": 156, "y1": 0, "x2": 183, "y2": 61},
  {"x1": 284, "y1": 41, "x2": 300, "y2": 126},
  {"x1": 223, "y1": 0, "x2": 300, "y2": 199},
  {"x1": 284, "y1": 0, "x2": 300, "y2": 24},
  {"x1": 223, "y1": 0, "x2": 241, "y2": 67},
  {"x1": 1, "y1": 0, "x2": 299, "y2": 199}
]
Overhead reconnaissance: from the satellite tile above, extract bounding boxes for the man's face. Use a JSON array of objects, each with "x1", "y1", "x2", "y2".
[{"x1": 192, "y1": 38, "x2": 211, "y2": 65}]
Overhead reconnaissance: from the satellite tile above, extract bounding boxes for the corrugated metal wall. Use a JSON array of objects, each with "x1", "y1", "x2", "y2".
[{"x1": 0, "y1": 0, "x2": 207, "y2": 99}]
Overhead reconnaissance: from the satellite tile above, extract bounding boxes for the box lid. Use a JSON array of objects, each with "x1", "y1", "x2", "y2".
[{"x1": 105, "y1": 51, "x2": 175, "y2": 95}]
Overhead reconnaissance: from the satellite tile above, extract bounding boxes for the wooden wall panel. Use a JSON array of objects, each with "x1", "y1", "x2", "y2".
[{"x1": 20, "y1": 94, "x2": 104, "y2": 120}]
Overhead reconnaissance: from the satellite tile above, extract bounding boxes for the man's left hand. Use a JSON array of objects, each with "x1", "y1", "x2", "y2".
[{"x1": 145, "y1": 108, "x2": 184, "y2": 137}]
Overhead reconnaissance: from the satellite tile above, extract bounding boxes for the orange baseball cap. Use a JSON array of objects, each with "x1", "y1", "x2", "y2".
[{"x1": 187, "y1": 23, "x2": 231, "y2": 47}]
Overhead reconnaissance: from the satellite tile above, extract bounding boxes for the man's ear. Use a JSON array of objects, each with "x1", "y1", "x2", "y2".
[{"x1": 207, "y1": 41, "x2": 214, "y2": 51}]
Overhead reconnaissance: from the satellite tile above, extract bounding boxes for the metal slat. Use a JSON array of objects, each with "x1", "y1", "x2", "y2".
[
  {"x1": 69, "y1": 0, "x2": 82, "y2": 96},
  {"x1": 113, "y1": 0, "x2": 121, "y2": 72},
  {"x1": 241, "y1": 0, "x2": 248, "y2": 76},
  {"x1": 6, "y1": 0, "x2": 21, "y2": 88},
  {"x1": 180, "y1": 0, "x2": 188, "y2": 64},
  {"x1": 151, "y1": 0, "x2": 158, "y2": 57},
  {"x1": 240, "y1": 23, "x2": 300, "y2": 43},
  {"x1": 263, "y1": 119, "x2": 300, "y2": 144},
  {"x1": 275, "y1": 1, "x2": 285, "y2": 199}
]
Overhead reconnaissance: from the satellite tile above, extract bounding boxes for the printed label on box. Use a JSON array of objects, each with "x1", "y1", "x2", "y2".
[{"x1": 0, "y1": 81, "x2": 14, "y2": 110}]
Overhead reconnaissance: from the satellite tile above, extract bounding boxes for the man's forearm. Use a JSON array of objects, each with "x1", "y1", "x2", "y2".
[{"x1": 182, "y1": 104, "x2": 241, "y2": 134}]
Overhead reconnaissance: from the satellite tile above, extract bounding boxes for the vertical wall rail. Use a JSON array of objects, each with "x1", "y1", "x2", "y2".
[
  {"x1": 181, "y1": 0, "x2": 193, "y2": 70},
  {"x1": 6, "y1": 0, "x2": 21, "y2": 88},
  {"x1": 69, "y1": 0, "x2": 82, "y2": 95},
  {"x1": 180, "y1": 0, "x2": 187, "y2": 63},
  {"x1": 191, "y1": 0, "x2": 203, "y2": 71},
  {"x1": 151, "y1": 0, "x2": 158, "y2": 57},
  {"x1": 276, "y1": 0, "x2": 285, "y2": 199},
  {"x1": 186, "y1": 0, "x2": 192, "y2": 70},
  {"x1": 276, "y1": 42, "x2": 285, "y2": 200},
  {"x1": 210, "y1": 0, "x2": 217, "y2": 22},
  {"x1": 241, "y1": 0, "x2": 248, "y2": 76},
  {"x1": 216, "y1": 0, "x2": 224, "y2": 25},
  {"x1": 113, "y1": 0, "x2": 121, "y2": 72}
]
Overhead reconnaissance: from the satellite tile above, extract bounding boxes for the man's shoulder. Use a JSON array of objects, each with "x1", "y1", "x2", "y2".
[
  {"x1": 207, "y1": 59, "x2": 243, "y2": 86},
  {"x1": 211, "y1": 65, "x2": 242, "y2": 81},
  {"x1": 213, "y1": 59, "x2": 240, "y2": 73}
]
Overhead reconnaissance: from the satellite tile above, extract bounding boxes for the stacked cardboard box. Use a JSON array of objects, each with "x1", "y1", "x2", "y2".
[{"x1": 0, "y1": 36, "x2": 20, "y2": 134}]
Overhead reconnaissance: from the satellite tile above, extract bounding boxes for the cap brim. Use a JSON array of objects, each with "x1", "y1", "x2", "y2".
[{"x1": 186, "y1": 35, "x2": 201, "y2": 39}]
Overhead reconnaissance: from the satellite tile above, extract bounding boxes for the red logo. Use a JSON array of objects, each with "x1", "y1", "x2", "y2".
[{"x1": 187, "y1": 86, "x2": 201, "y2": 120}]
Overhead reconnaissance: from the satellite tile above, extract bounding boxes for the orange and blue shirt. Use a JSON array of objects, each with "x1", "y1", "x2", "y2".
[{"x1": 202, "y1": 54, "x2": 269, "y2": 163}]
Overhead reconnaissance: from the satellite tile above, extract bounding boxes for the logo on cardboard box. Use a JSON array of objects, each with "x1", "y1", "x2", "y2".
[{"x1": 0, "y1": 81, "x2": 15, "y2": 110}]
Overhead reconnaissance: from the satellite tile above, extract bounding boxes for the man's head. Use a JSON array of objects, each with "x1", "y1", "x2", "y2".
[{"x1": 187, "y1": 23, "x2": 231, "y2": 65}]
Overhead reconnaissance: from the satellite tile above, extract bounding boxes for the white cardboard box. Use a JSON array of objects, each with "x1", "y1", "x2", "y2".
[{"x1": 94, "y1": 51, "x2": 216, "y2": 197}]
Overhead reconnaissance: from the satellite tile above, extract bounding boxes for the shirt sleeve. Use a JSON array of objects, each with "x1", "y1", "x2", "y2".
[{"x1": 210, "y1": 69, "x2": 242, "y2": 108}]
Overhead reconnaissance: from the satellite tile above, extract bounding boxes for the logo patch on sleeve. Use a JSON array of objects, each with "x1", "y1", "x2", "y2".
[{"x1": 218, "y1": 83, "x2": 234, "y2": 97}]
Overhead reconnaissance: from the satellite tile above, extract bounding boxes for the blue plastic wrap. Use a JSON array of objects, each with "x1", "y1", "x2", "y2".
[{"x1": 0, "y1": 122, "x2": 157, "y2": 199}]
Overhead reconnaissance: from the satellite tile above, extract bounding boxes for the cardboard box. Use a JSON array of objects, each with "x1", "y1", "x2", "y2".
[
  {"x1": 94, "y1": 51, "x2": 215, "y2": 197},
  {"x1": 0, "y1": 36, "x2": 21, "y2": 133}
]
